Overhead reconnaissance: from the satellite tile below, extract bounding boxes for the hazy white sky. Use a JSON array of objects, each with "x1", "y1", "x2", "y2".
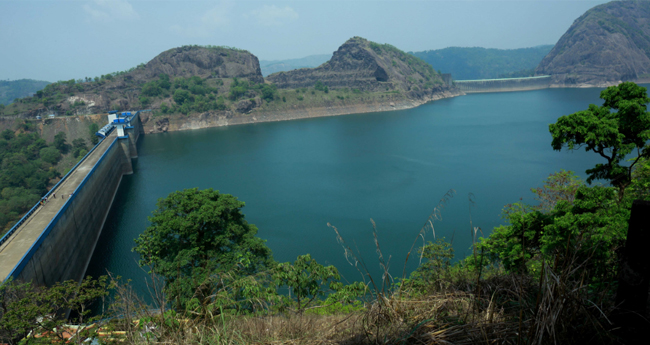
[{"x1": 0, "y1": 0, "x2": 610, "y2": 82}]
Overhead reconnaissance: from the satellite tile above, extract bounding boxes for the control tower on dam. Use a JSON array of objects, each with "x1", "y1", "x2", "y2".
[
  {"x1": 455, "y1": 75, "x2": 551, "y2": 93},
  {"x1": 0, "y1": 111, "x2": 146, "y2": 286}
]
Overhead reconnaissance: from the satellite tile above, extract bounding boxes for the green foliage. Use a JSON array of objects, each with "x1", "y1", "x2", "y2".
[
  {"x1": 53, "y1": 132, "x2": 67, "y2": 153},
  {"x1": 260, "y1": 84, "x2": 278, "y2": 102},
  {"x1": 549, "y1": 82, "x2": 650, "y2": 194},
  {"x1": 531, "y1": 170, "x2": 583, "y2": 213},
  {"x1": 314, "y1": 81, "x2": 329, "y2": 93},
  {"x1": 228, "y1": 78, "x2": 249, "y2": 101},
  {"x1": 0, "y1": 276, "x2": 111, "y2": 344},
  {"x1": 0, "y1": 79, "x2": 50, "y2": 106},
  {"x1": 173, "y1": 89, "x2": 193, "y2": 105},
  {"x1": 71, "y1": 138, "x2": 88, "y2": 159},
  {"x1": 272, "y1": 254, "x2": 366, "y2": 314},
  {"x1": 369, "y1": 42, "x2": 383, "y2": 54},
  {"x1": 133, "y1": 188, "x2": 274, "y2": 311},
  {"x1": 88, "y1": 123, "x2": 99, "y2": 145},
  {"x1": 38, "y1": 146, "x2": 61, "y2": 165},
  {"x1": 498, "y1": 68, "x2": 535, "y2": 78},
  {"x1": 407, "y1": 238, "x2": 455, "y2": 288},
  {"x1": 410, "y1": 45, "x2": 553, "y2": 80},
  {"x1": 0, "y1": 129, "x2": 63, "y2": 233},
  {"x1": 480, "y1": 175, "x2": 630, "y2": 284},
  {"x1": 160, "y1": 102, "x2": 169, "y2": 114}
]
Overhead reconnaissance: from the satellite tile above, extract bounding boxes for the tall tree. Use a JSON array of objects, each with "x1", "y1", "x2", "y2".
[
  {"x1": 133, "y1": 188, "x2": 274, "y2": 310},
  {"x1": 549, "y1": 82, "x2": 650, "y2": 196}
]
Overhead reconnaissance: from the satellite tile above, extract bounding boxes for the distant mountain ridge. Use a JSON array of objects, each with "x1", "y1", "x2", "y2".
[
  {"x1": 410, "y1": 45, "x2": 553, "y2": 80},
  {"x1": 0, "y1": 79, "x2": 50, "y2": 105},
  {"x1": 536, "y1": 0, "x2": 650, "y2": 86},
  {"x1": 259, "y1": 54, "x2": 331, "y2": 77}
]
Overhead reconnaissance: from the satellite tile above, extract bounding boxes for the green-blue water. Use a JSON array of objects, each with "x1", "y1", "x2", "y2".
[{"x1": 87, "y1": 86, "x2": 635, "y2": 294}]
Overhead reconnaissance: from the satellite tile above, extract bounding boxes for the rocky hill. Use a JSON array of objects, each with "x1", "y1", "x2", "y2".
[
  {"x1": 536, "y1": 0, "x2": 650, "y2": 86},
  {"x1": 2, "y1": 39, "x2": 461, "y2": 133},
  {"x1": 0, "y1": 45, "x2": 263, "y2": 118},
  {"x1": 267, "y1": 37, "x2": 452, "y2": 99}
]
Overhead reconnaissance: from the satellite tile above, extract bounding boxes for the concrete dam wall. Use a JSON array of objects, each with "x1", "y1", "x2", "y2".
[
  {"x1": 0, "y1": 114, "x2": 143, "y2": 286},
  {"x1": 455, "y1": 76, "x2": 551, "y2": 93}
]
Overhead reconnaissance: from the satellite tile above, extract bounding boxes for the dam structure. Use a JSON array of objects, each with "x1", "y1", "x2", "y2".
[
  {"x1": 0, "y1": 111, "x2": 146, "y2": 286},
  {"x1": 454, "y1": 75, "x2": 552, "y2": 93}
]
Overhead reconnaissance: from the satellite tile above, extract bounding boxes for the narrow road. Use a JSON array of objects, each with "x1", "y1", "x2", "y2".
[{"x1": 0, "y1": 132, "x2": 117, "y2": 281}]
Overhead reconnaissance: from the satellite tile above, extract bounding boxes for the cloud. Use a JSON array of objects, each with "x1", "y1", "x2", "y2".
[
  {"x1": 170, "y1": 1, "x2": 233, "y2": 38},
  {"x1": 249, "y1": 5, "x2": 298, "y2": 27},
  {"x1": 83, "y1": 0, "x2": 139, "y2": 22}
]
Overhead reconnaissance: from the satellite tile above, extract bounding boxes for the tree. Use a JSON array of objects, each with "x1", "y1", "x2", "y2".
[
  {"x1": 72, "y1": 138, "x2": 88, "y2": 158},
  {"x1": 39, "y1": 146, "x2": 61, "y2": 164},
  {"x1": 0, "y1": 277, "x2": 111, "y2": 344},
  {"x1": 272, "y1": 254, "x2": 366, "y2": 314},
  {"x1": 53, "y1": 132, "x2": 68, "y2": 153},
  {"x1": 549, "y1": 82, "x2": 650, "y2": 196},
  {"x1": 173, "y1": 89, "x2": 193, "y2": 106},
  {"x1": 88, "y1": 123, "x2": 99, "y2": 145},
  {"x1": 133, "y1": 188, "x2": 274, "y2": 310}
]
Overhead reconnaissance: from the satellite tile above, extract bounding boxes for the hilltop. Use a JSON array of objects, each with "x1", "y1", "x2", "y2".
[
  {"x1": 0, "y1": 45, "x2": 263, "y2": 119},
  {"x1": 267, "y1": 37, "x2": 453, "y2": 99},
  {"x1": 410, "y1": 45, "x2": 553, "y2": 80},
  {"x1": 536, "y1": 0, "x2": 650, "y2": 86},
  {"x1": 1, "y1": 38, "x2": 460, "y2": 133}
]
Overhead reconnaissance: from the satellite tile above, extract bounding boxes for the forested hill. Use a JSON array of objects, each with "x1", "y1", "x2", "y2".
[
  {"x1": 259, "y1": 54, "x2": 331, "y2": 76},
  {"x1": 410, "y1": 45, "x2": 553, "y2": 80},
  {"x1": 0, "y1": 79, "x2": 50, "y2": 105},
  {"x1": 536, "y1": 0, "x2": 650, "y2": 86}
]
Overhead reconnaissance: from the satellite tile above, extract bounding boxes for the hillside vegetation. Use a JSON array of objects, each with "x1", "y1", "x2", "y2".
[
  {"x1": 410, "y1": 45, "x2": 553, "y2": 80},
  {"x1": 0, "y1": 79, "x2": 50, "y2": 106}
]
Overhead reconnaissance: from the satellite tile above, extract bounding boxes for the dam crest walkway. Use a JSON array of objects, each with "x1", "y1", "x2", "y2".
[{"x1": 0, "y1": 131, "x2": 118, "y2": 282}]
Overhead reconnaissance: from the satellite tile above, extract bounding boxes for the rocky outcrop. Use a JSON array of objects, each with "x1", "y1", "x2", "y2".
[
  {"x1": 267, "y1": 37, "x2": 453, "y2": 97},
  {"x1": 131, "y1": 46, "x2": 264, "y2": 84},
  {"x1": 9, "y1": 46, "x2": 264, "y2": 118},
  {"x1": 536, "y1": 0, "x2": 650, "y2": 87}
]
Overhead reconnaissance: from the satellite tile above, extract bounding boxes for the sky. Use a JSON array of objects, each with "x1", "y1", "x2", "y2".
[{"x1": 0, "y1": 0, "x2": 611, "y2": 82}]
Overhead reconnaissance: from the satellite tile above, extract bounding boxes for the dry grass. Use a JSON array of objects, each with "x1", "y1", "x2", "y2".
[{"x1": 95, "y1": 189, "x2": 623, "y2": 345}]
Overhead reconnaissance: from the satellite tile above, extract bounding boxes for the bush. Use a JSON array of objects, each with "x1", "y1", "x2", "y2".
[{"x1": 39, "y1": 147, "x2": 61, "y2": 165}]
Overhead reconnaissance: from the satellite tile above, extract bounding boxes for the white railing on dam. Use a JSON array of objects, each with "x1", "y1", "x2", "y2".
[{"x1": 455, "y1": 75, "x2": 552, "y2": 93}]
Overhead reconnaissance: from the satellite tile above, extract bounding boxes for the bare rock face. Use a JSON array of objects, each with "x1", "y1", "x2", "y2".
[
  {"x1": 135, "y1": 46, "x2": 264, "y2": 84},
  {"x1": 154, "y1": 118, "x2": 169, "y2": 132},
  {"x1": 536, "y1": 1, "x2": 650, "y2": 86},
  {"x1": 266, "y1": 37, "x2": 449, "y2": 95},
  {"x1": 235, "y1": 99, "x2": 258, "y2": 113}
]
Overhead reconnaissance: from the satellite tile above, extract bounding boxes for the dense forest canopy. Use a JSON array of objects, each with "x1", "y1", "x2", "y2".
[
  {"x1": 0, "y1": 127, "x2": 63, "y2": 234},
  {"x1": 410, "y1": 45, "x2": 553, "y2": 80},
  {"x1": 0, "y1": 80, "x2": 50, "y2": 106}
]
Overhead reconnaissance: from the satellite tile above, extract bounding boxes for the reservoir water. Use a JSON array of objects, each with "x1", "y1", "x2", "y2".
[{"x1": 87, "y1": 86, "x2": 637, "y2": 293}]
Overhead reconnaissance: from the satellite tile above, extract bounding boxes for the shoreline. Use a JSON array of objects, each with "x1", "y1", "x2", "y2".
[{"x1": 140, "y1": 88, "x2": 465, "y2": 134}]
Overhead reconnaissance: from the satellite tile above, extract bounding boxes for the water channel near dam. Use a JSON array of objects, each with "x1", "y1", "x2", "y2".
[{"x1": 86, "y1": 86, "x2": 642, "y2": 295}]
